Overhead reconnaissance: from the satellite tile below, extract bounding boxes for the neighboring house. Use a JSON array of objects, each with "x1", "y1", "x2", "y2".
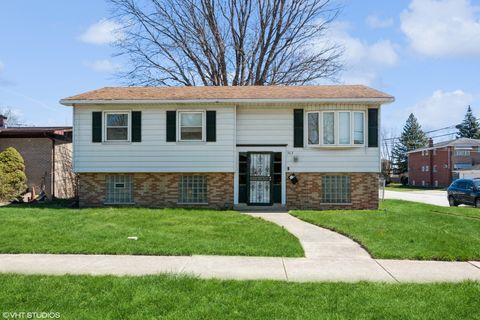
[
  {"x1": 60, "y1": 85, "x2": 394, "y2": 209},
  {"x1": 407, "y1": 137, "x2": 480, "y2": 187},
  {"x1": 0, "y1": 118, "x2": 75, "y2": 199}
]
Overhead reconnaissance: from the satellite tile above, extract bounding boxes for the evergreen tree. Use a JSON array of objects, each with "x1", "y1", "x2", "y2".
[
  {"x1": 0, "y1": 147, "x2": 27, "y2": 201},
  {"x1": 456, "y1": 106, "x2": 480, "y2": 138},
  {"x1": 392, "y1": 113, "x2": 428, "y2": 174}
]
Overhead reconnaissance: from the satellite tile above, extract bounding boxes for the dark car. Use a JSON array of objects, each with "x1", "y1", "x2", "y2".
[{"x1": 447, "y1": 178, "x2": 480, "y2": 207}]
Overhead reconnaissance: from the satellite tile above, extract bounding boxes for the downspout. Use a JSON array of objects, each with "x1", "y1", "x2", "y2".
[{"x1": 50, "y1": 137, "x2": 56, "y2": 199}]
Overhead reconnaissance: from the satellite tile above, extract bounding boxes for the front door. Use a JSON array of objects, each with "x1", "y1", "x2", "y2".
[{"x1": 248, "y1": 153, "x2": 273, "y2": 205}]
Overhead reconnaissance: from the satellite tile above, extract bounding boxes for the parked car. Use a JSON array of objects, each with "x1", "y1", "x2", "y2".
[{"x1": 447, "y1": 178, "x2": 480, "y2": 207}]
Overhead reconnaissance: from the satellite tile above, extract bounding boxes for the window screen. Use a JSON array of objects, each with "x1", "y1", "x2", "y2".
[
  {"x1": 179, "y1": 176, "x2": 208, "y2": 204},
  {"x1": 321, "y1": 176, "x2": 351, "y2": 204},
  {"x1": 106, "y1": 175, "x2": 133, "y2": 204}
]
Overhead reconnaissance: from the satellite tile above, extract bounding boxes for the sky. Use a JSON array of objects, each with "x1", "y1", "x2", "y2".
[{"x1": 0, "y1": 0, "x2": 479, "y2": 139}]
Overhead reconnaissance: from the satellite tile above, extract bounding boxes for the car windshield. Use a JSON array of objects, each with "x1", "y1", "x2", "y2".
[{"x1": 473, "y1": 180, "x2": 480, "y2": 188}]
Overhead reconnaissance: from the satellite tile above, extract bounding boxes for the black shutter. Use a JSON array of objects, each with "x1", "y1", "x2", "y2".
[
  {"x1": 131, "y1": 111, "x2": 142, "y2": 142},
  {"x1": 293, "y1": 109, "x2": 304, "y2": 148},
  {"x1": 166, "y1": 111, "x2": 176, "y2": 142},
  {"x1": 206, "y1": 110, "x2": 216, "y2": 142},
  {"x1": 92, "y1": 111, "x2": 102, "y2": 143},
  {"x1": 368, "y1": 108, "x2": 379, "y2": 147}
]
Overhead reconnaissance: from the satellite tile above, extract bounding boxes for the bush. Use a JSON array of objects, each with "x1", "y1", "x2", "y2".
[
  {"x1": 400, "y1": 176, "x2": 408, "y2": 186},
  {"x1": 0, "y1": 147, "x2": 27, "y2": 201}
]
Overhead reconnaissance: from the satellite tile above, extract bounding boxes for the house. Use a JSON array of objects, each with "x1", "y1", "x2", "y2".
[
  {"x1": 60, "y1": 85, "x2": 394, "y2": 209},
  {"x1": 407, "y1": 137, "x2": 480, "y2": 187},
  {"x1": 0, "y1": 119, "x2": 75, "y2": 199}
]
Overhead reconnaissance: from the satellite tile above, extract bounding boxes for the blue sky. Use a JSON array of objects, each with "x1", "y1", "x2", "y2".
[{"x1": 1, "y1": 0, "x2": 479, "y2": 138}]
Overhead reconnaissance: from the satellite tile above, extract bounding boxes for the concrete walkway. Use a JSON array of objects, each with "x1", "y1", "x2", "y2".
[
  {"x1": 383, "y1": 190, "x2": 449, "y2": 207},
  {"x1": 1, "y1": 212, "x2": 479, "y2": 283}
]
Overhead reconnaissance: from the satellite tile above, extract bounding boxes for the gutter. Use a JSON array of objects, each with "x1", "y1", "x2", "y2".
[{"x1": 60, "y1": 97, "x2": 395, "y2": 106}]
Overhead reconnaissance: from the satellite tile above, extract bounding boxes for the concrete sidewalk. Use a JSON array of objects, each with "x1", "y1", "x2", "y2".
[{"x1": 0, "y1": 212, "x2": 479, "y2": 283}]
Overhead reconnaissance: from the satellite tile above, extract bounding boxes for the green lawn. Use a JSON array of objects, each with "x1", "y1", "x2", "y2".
[
  {"x1": 291, "y1": 199, "x2": 480, "y2": 261},
  {"x1": 384, "y1": 183, "x2": 444, "y2": 192},
  {"x1": 0, "y1": 204, "x2": 303, "y2": 257},
  {"x1": 0, "y1": 274, "x2": 478, "y2": 320}
]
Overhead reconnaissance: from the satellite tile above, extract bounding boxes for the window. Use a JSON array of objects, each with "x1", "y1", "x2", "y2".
[
  {"x1": 433, "y1": 165, "x2": 437, "y2": 172},
  {"x1": 308, "y1": 112, "x2": 319, "y2": 144},
  {"x1": 421, "y1": 166, "x2": 425, "y2": 172},
  {"x1": 456, "y1": 150, "x2": 470, "y2": 156},
  {"x1": 422, "y1": 150, "x2": 429, "y2": 156},
  {"x1": 321, "y1": 176, "x2": 351, "y2": 204},
  {"x1": 422, "y1": 180, "x2": 425, "y2": 186},
  {"x1": 179, "y1": 111, "x2": 204, "y2": 141},
  {"x1": 105, "y1": 112, "x2": 129, "y2": 141},
  {"x1": 323, "y1": 112, "x2": 335, "y2": 145},
  {"x1": 425, "y1": 165, "x2": 429, "y2": 172},
  {"x1": 339, "y1": 112, "x2": 351, "y2": 145},
  {"x1": 434, "y1": 180, "x2": 438, "y2": 187},
  {"x1": 433, "y1": 149, "x2": 437, "y2": 155},
  {"x1": 179, "y1": 175, "x2": 207, "y2": 204},
  {"x1": 353, "y1": 112, "x2": 364, "y2": 144},
  {"x1": 106, "y1": 175, "x2": 133, "y2": 204},
  {"x1": 307, "y1": 111, "x2": 365, "y2": 147}
]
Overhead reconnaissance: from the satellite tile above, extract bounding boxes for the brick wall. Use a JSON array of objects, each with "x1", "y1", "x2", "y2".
[
  {"x1": 78, "y1": 172, "x2": 234, "y2": 209},
  {"x1": 0, "y1": 138, "x2": 53, "y2": 197},
  {"x1": 286, "y1": 172, "x2": 379, "y2": 210},
  {"x1": 409, "y1": 148, "x2": 452, "y2": 187}
]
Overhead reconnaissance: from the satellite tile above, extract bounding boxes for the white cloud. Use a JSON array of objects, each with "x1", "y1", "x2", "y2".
[
  {"x1": 366, "y1": 15, "x2": 394, "y2": 28},
  {"x1": 79, "y1": 19, "x2": 124, "y2": 45},
  {"x1": 401, "y1": 0, "x2": 480, "y2": 57},
  {"x1": 84, "y1": 59, "x2": 123, "y2": 73},
  {"x1": 326, "y1": 22, "x2": 399, "y2": 85},
  {"x1": 383, "y1": 90, "x2": 480, "y2": 131}
]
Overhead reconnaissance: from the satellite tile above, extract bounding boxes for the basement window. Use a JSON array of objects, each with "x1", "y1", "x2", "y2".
[
  {"x1": 179, "y1": 175, "x2": 208, "y2": 204},
  {"x1": 106, "y1": 175, "x2": 133, "y2": 204},
  {"x1": 321, "y1": 176, "x2": 351, "y2": 204}
]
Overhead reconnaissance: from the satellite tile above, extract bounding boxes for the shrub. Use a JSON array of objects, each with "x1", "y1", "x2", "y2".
[
  {"x1": 0, "y1": 147, "x2": 27, "y2": 201},
  {"x1": 400, "y1": 176, "x2": 408, "y2": 186}
]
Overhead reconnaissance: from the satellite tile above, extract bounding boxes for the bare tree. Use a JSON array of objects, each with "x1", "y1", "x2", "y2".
[
  {"x1": 109, "y1": 0, "x2": 343, "y2": 86},
  {"x1": 0, "y1": 107, "x2": 22, "y2": 126}
]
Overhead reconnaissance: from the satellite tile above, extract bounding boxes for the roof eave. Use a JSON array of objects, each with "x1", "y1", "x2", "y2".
[{"x1": 59, "y1": 97, "x2": 395, "y2": 106}]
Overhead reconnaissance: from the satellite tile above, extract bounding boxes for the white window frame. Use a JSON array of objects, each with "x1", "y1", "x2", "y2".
[
  {"x1": 177, "y1": 111, "x2": 205, "y2": 142},
  {"x1": 306, "y1": 111, "x2": 366, "y2": 147},
  {"x1": 104, "y1": 111, "x2": 130, "y2": 142}
]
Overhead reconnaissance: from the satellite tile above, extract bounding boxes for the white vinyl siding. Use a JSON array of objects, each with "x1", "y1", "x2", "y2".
[
  {"x1": 73, "y1": 105, "x2": 235, "y2": 173},
  {"x1": 236, "y1": 105, "x2": 380, "y2": 173},
  {"x1": 73, "y1": 103, "x2": 380, "y2": 174}
]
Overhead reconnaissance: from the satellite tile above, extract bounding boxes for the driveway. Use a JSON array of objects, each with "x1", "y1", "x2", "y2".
[{"x1": 381, "y1": 189, "x2": 449, "y2": 207}]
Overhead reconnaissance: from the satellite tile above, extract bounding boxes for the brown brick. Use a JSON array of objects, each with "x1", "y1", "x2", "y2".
[
  {"x1": 78, "y1": 172, "x2": 234, "y2": 209},
  {"x1": 286, "y1": 172, "x2": 379, "y2": 210}
]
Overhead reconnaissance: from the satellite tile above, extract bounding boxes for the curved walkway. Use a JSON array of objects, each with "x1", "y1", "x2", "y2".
[{"x1": 0, "y1": 211, "x2": 479, "y2": 283}]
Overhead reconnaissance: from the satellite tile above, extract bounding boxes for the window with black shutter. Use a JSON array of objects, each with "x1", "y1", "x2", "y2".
[
  {"x1": 368, "y1": 108, "x2": 379, "y2": 147},
  {"x1": 293, "y1": 109, "x2": 304, "y2": 148}
]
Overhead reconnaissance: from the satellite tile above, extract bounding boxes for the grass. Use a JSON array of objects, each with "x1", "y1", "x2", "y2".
[
  {"x1": 0, "y1": 274, "x2": 479, "y2": 319},
  {"x1": 0, "y1": 203, "x2": 303, "y2": 257},
  {"x1": 291, "y1": 199, "x2": 480, "y2": 261},
  {"x1": 384, "y1": 183, "x2": 444, "y2": 192}
]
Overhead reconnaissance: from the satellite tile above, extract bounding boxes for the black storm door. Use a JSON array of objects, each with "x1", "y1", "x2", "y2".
[{"x1": 247, "y1": 153, "x2": 273, "y2": 205}]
